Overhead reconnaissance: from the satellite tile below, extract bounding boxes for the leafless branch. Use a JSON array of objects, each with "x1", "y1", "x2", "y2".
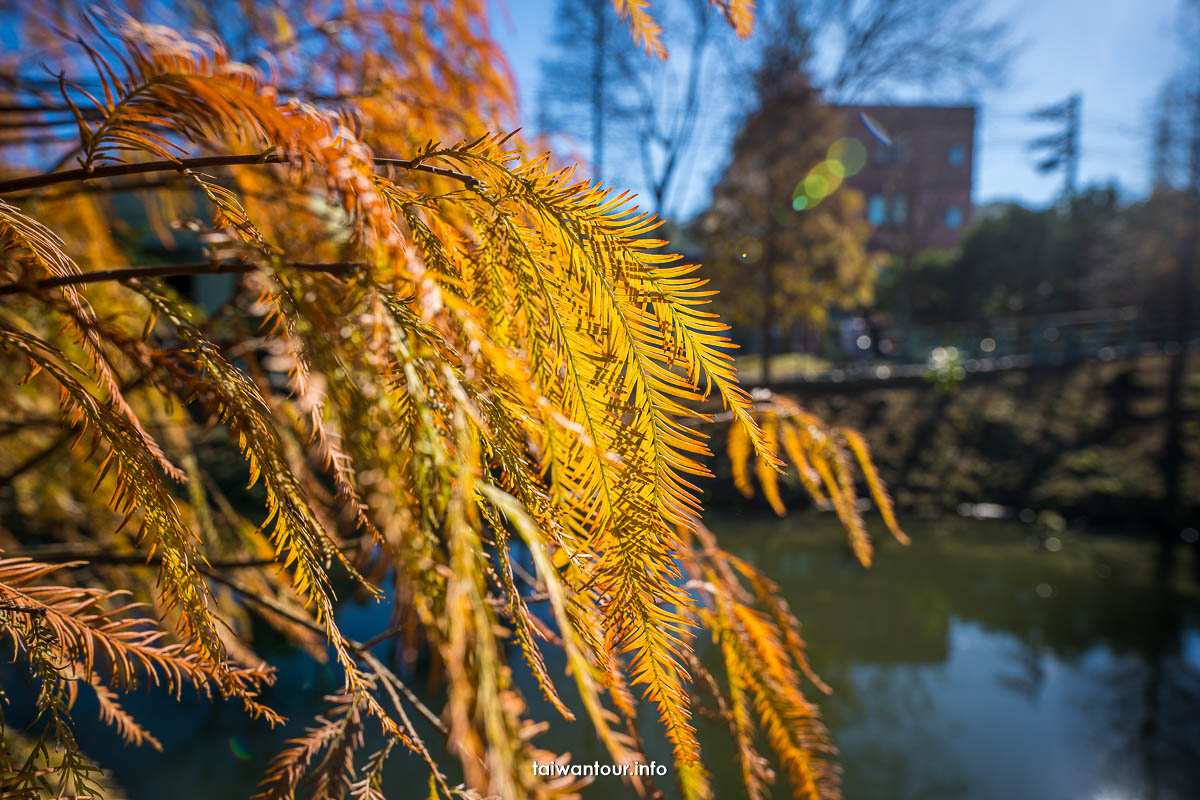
[
  {"x1": 199, "y1": 567, "x2": 449, "y2": 734},
  {"x1": 0, "y1": 152, "x2": 479, "y2": 196}
]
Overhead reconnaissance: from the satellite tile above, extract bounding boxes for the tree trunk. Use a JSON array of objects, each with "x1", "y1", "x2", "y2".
[
  {"x1": 760, "y1": 196, "x2": 778, "y2": 385},
  {"x1": 1162, "y1": 199, "x2": 1195, "y2": 525},
  {"x1": 760, "y1": 261, "x2": 774, "y2": 385},
  {"x1": 591, "y1": 0, "x2": 605, "y2": 182},
  {"x1": 1162, "y1": 87, "x2": 1200, "y2": 534}
]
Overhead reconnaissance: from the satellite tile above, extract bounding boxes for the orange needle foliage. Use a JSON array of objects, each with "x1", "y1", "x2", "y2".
[{"x1": 0, "y1": 3, "x2": 897, "y2": 799}]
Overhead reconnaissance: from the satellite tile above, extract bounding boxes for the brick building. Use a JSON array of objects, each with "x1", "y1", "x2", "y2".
[{"x1": 836, "y1": 104, "x2": 976, "y2": 252}]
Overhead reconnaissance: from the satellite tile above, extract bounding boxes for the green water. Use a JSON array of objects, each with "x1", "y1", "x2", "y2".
[{"x1": 19, "y1": 514, "x2": 1200, "y2": 799}]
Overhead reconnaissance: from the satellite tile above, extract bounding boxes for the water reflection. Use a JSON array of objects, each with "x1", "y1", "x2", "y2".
[
  {"x1": 707, "y1": 516, "x2": 1200, "y2": 800},
  {"x1": 7, "y1": 516, "x2": 1196, "y2": 799}
]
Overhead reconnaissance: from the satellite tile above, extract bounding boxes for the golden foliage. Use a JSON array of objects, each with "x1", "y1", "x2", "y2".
[
  {"x1": 0, "y1": 3, "x2": 899, "y2": 799},
  {"x1": 727, "y1": 393, "x2": 910, "y2": 567},
  {"x1": 699, "y1": 73, "x2": 881, "y2": 335}
]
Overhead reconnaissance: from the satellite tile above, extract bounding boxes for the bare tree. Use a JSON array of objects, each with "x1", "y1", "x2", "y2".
[
  {"x1": 537, "y1": 0, "x2": 640, "y2": 183},
  {"x1": 806, "y1": 0, "x2": 1014, "y2": 99},
  {"x1": 538, "y1": 0, "x2": 740, "y2": 218},
  {"x1": 537, "y1": 0, "x2": 1013, "y2": 222},
  {"x1": 613, "y1": 0, "x2": 731, "y2": 216},
  {"x1": 1154, "y1": 0, "x2": 1200, "y2": 530}
]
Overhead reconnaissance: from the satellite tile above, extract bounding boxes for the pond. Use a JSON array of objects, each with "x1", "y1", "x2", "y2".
[{"x1": 10, "y1": 514, "x2": 1200, "y2": 799}]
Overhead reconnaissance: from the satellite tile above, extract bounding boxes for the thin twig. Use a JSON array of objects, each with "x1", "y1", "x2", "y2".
[
  {"x1": 198, "y1": 567, "x2": 448, "y2": 734},
  {"x1": 0, "y1": 103, "x2": 80, "y2": 113},
  {"x1": 0, "y1": 429, "x2": 74, "y2": 485},
  {"x1": 0, "y1": 369, "x2": 155, "y2": 485},
  {"x1": 0, "y1": 602, "x2": 48, "y2": 616},
  {"x1": 0, "y1": 260, "x2": 361, "y2": 297},
  {"x1": 359, "y1": 650, "x2": 453, "y2": 797},
  {"x1": 486, "y1": 590, "x2": 550, "y2": 610},
  {"x1": 0, "y1": 152, "x2": 479, "y2": 195},
  {"x1": 0, "y1": 540, "x2": 360, "y2": 570},
  {"x1": 358, "y1": 650, "x2": 448, "y2": 738}
]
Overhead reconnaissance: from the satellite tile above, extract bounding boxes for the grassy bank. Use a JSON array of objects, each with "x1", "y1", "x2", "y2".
[{"x1": 710, "y1": 353, "x2": 1200, "y2": 530}]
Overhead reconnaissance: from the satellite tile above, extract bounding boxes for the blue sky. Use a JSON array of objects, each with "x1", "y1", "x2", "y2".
[{"x1": 490, "y1": 0, "x2": 1187, "y2": 212}]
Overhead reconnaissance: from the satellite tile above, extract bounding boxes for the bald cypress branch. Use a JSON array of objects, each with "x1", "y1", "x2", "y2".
[{"x1": 0, "y1": 152, "x2": 479, "y2": 195}]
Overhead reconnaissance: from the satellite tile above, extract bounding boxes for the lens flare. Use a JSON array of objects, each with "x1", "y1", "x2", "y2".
[
  {"x1": 804, "y1": 173, "x2": 829, "y2": 199},
  {"x1": 803, "y1": 160, "x2": 844, "y2": 201},
  {"x1": 828, "y1": 137, "x2": 868, "y2": 175},
  {"x1": 859, "y1": 111, "x2": 892, "y2": 146},
  {"x1": 229, "y1": 736, "x2": 252, "y2": 761}
]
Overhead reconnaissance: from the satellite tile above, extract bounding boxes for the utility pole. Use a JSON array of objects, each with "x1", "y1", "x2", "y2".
[
  {"x1": 1028, "y1": 93, "x2": 1082, "y2": 199},
  {"x1": 1152, "y1": 87, "x2": 1174, "y2": 191}
]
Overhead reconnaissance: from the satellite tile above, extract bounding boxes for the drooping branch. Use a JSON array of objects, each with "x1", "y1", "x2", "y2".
[
  {"x1": 0, "y1": 152, "x2": 480, "y2": 195},
  {"x1": 198, "y1": 567, "x2": 449, "y2": 735},
  {"x1": 0, "y1": 260, "x2": 361, "y2": 297}
]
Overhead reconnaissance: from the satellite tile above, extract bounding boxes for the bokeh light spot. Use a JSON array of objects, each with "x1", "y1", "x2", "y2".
[
  {"x1": 737, "y1": 238, "x2": 763, "y2": 263},
  {"x1": 803, "y1": 159, "x2": 845, "y2": 201},
  {"x1": 804, "y1": 172, "x2": 830, "y2": 199},
  {"x1": 828, "y1": 137, "x2": 868, "y2": 175}
]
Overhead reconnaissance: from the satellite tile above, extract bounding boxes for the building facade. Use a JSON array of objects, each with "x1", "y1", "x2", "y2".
[{"x1": 837, "y1": 105, "x2": 976, "y2": 253}]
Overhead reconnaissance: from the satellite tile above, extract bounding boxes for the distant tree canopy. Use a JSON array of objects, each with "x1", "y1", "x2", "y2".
[
  {"x1": 538, "y1": 0, "x2": 741, "y2": 216},
  {"x1": 0, "y1": 2, "x2": 907, "y2": 800},
  {"x1": 696, "y1": 64, "x2": 879, "y2": 382},
  {"x1": 536, "y1": 0, "x2": 1013, "y2": 224},
  {"x1": 875, "y1": 187, "x2": 1187, "y2": 326}
]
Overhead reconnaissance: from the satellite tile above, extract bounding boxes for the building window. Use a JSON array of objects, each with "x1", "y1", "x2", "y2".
[
  {"x1": 868, "y1": 194, "x2": 886, "y2": 225},
  {"x1": 872, "y1": 135, "x2": 911, "y2": 166},
  {"x1": 948, "y1": 144, "x2": 966, "y2": 166},
  {"x1": 868, "y1": 195, "x2": 910, "y2": 226},
  {"x1": 945, "y1": 205, "x2": 963, "y2": 229}
]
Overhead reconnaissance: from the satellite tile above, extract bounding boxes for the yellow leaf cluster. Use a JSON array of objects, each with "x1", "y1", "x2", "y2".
[{"x1": 0, "y1": 4, "x2": 898, "y2": 800}]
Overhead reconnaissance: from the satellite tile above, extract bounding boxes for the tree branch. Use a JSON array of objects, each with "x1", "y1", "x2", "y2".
[
  {"x1": 0, "y1": 602, "x2": 48, "y2": 616},
  {"x1": 197, "y1": 567, "x2": 449, "y2": 735},
  {"x1": 0, "y1": 429, "x2": 75, "y2": 485},
  {"x1": 13, "y1": 543, "x2": 547, "y2": 726},
  {"x1": 0, "y1": 260, "x2": 361, "y2": 297},
  {"x1": 0, "y1": 152, "x2": 479, "y2": 195},
  {"x1": 5, "y1": 174, "x2": 194, "y2": 201},
  {"x1": 0, "y1": 540, "x2": 362, "y2": 570}
]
